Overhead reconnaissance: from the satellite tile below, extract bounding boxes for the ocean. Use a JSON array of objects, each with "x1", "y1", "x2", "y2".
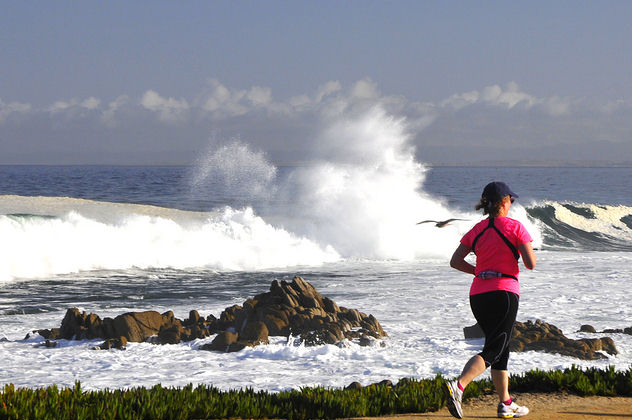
[{"x1": 1, "y1": 137, "x2": 631, "y2": 391}]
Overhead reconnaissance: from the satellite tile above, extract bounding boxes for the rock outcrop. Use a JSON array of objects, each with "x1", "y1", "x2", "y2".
[
  {"x1": 33, "y1": 276, "x2": 387, "y2": 352},
  {"x1": 463, "y1": 319, "x2": 618, "y2": 360},
  {"x1": 36, "y1": 308, "x2": 217, "y2": 346},
  {"x1": 510, "y1": 320, "x2": 617, "y2": 360},
  {"x1": 200, "y1": 276, "x2": 387, "y2": 352},
  {"x1": 93, "y1": 336, "x2": 128, "y2": 350},
  {"x1": 580, "y1": 324, "x2": 632, "y2": 335}
]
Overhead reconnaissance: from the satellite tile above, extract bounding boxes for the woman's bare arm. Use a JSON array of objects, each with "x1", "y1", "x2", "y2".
[
  {"x1": 519, "y1": 242, "x2": 537, "y2": 269},
  {"x1": 450, "y1": 243, "x2": 475, "y2": 275}
]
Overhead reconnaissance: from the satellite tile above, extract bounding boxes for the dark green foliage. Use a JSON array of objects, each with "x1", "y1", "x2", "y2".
[
  {"x1": 0, "y1": 367, "x2": 630, "y2": 419},
  {"x1": 509, "y1": 365, "x2": 632, "y2": 397}
]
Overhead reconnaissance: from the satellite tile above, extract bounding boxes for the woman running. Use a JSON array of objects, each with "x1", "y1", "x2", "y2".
[{"x1": 445, "y1": 181, "x2": 537, "y2": 419}]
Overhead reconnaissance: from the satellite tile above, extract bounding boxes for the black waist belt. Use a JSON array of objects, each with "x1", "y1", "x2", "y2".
[{"x1": 476, "y1": 270, "x2": 518, "y2": 281}]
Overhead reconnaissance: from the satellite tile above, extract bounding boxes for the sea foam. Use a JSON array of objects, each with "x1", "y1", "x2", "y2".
[{"x1": 0, "y1": 204, "x2": 339, "y2": 281}]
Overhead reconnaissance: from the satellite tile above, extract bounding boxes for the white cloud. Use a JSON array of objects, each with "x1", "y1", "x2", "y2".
[
  {"x1": 198, "y1": 79, "x2": 249, "y2": 118},
  {"x1": 246, "y1": 86, "x2": 273, "y2": 107},
  {"x1": 47, "y1": 97, "x2": 102, "y2": 115},
  {"x1": 101, "y1": 95, "x2": 131, "y2": 126},
  {"x1": 441, "y1": 90, "x2": 479, "y2": 110},
  {"x1": 289, "y1": 94, "x2": 311, "y2": 108},
  {"x1": 350, "y1": 78, "x2": 380, "y2": 100},
  {"x1": 48, "y1": 99, "x2": 75, "y2": 113},
  {"x1": 196, "y1": 79, "x2": 342, "y2": 119},
  {"x1": 481, "y1": 82, "x2": 536, "y2": 108},
  {"x1": 541, "y1": 96, "x2": 573, "y2": 116},
  {"x1": 315, "y1": 81, "x2": 342, "y2": 103},
  {"x1": 191, "y1": 78, "x2": 410, "y2": 121},
  {"x1": 4, "y1": 79, "x2": 632, "y2": 165},
  {"x1": 0, "y1": 98, "x2": 32, "y2": 123},
  {"x1": 140, "y1": 90, "x2": 189, "y2": 123},
  {"x1": 81, "y1": 97, "x2": 100, "y2": 110},
  {"x1": 439, "y1": 82, "x2": 577, "y2": 117},
  {"x1": 598, "y1": 99, "x2": 628, "y2": 114}
]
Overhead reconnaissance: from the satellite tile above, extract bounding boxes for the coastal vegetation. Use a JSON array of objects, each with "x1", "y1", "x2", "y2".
[{"x1": 0, "y1": 366, "x2": 630, "y2": 420}]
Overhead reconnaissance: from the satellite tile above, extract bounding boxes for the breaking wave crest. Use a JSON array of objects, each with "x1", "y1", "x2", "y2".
[
  {"x1": 527, "y1": 201, "x2": 632, "y2": 251},
  {"x1": 0, "y1": 198, "x2": 339, "y2": 281}
]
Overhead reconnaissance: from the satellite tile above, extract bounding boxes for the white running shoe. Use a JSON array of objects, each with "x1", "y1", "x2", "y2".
[
  {"x1": 497, "y1": 399, "x2": 529, "y2": 418},
  {"x1": 444, "y1": 380, "x2": 463, "y2": 419}
]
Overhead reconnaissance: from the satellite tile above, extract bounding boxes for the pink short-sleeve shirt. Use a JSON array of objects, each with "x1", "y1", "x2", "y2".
[{"x1": 460, "y1": 216, "x2": 533, "y2": 296}]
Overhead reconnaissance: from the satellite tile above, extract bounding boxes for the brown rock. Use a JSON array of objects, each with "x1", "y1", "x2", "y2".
[
  {"x1": 373, "y1": 379, "x2": 393, "y2": 388},
  {"x1": 36, "y1": 328, "x2": 61, "y2": 340},
  {"x1": 239, "y1": 321, "x2": 269, "y2": 345},
  {"x1": 59, "y1": 308, "x2": 86, "y2": 339},
  {"x1": 339, "y1": 308, "x2": 362, "y2": 323},
  {"x1": 187, "y1": 324, "x2": 210, "y2": 341},
  {"x1": 101, "y1": 317, "x2": 116, "y2": 338},
  {"x1": 301, "y1": 295, "x2": 320, "y2": 309},
  {"x1": 580, "y1": 337, "x2": 618, "y2": 356},
  {"x1": 510, "y1": 320, "x2": 618, "y2": 360},
  {"x1": 579, "y1": 324, "x2": 596, "y2": 333},
  {"x1": 203, "y1": 331, "x2": 239, "y2": 352},
  {"x1": 111, "y1": 311, "x2": 166, "y2": 342},
  {"x1": 94, "y1": 336, "x2": 127, "y2": 350},
  {"x1": 42, "y1": 275, "x2": 387, "y2": 353},
  {"x1": 323, "y1": 297, "x2": 340, "y2": 313},
  {"x1": 601, "y1": 326, "x2": 632, "y2": 335},
  {"x1": 256, "y1": 305, "x2": 290, "y2": 336},
  {"x1": 185, "y1": 310, "x2": 200, "y2": 325},
  {"x1": 327, "y1": 324, "x2": 344, "y2": 341},
  {"x1": 359, "y1": 334, "x2": 374, "y2": 346},
  {"x1": 219, "y1": 305, "x2": 248, "y2": 331},
  {"x1": 305, "y1": 307, "x2": 327, "y2": 318},
  {"x1": 158, "y1": 323, "x2": 184, "y2": 344},
  {"x1": 346, "y1": 381, "x2": 363, "y2": 390},
  {"x1": 600, "y1": 337, "x2": 619, "y2": 355},
  {"x1": 282, "y1": 292, "x2": 299, "y2": 308}
]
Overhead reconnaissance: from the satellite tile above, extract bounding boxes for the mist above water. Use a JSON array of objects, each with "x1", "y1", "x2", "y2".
[{"x1": 189, "y1": 106, "x2": 470, "y2": 260}]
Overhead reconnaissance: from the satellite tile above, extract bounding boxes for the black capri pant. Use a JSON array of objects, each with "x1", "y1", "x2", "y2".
[{"x1": 469, "y1": 290, "x2": 519, "y2": 370}]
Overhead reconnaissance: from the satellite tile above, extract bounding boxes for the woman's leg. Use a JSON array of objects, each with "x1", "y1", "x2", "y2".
[
  {"x1": 467, "y1": 291, "x2": 519, "y2": 392},
  {"x1": 470, "y1": 291, "x2": 518, "y2": 367},
  {"x1": 491, "y1": 369, "x2": 510, "y2": 402},
  {"x1": 458, "y1": 354, "x2": 486, "y2": 388}
]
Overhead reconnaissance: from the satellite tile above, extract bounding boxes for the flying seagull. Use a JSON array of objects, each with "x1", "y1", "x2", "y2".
[{"x1": 416, "y1": 218, "x2": 466, "y2": 228}]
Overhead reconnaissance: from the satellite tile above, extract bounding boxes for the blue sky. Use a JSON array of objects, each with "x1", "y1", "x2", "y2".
[{"x1": 2, "y1": 1, "x2": 632, "y2": 164}]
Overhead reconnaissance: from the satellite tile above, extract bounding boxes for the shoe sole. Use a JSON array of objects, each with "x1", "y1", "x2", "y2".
[
  {"x1": 498, "y1": 409, "x2": 528, "y2": 418},
  {"x1": 443, "y1": 382, "x2": 463, "y2": 419}
]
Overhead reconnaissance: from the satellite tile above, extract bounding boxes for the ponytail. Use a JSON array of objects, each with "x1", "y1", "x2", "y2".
[{"x1": 475, "y1": 198, "x2": 504, "y2": 217}]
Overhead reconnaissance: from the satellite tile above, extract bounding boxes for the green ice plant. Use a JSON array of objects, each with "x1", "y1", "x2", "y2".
[{"x1": 0, "y1": 366, "x2": 630, "y2": 420}]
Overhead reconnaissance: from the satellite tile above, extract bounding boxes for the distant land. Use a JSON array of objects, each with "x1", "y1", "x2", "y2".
[
  {"x1": 424, "y1": 160, "x2": 632, "y2": 168},
  {"x1": 273, "y1": 160, "x2": 632, "y2": 168}
]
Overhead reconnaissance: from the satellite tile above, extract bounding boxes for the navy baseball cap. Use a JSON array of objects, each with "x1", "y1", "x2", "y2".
[{"x1": 482, "y1": 181, "x2": 518, "y2": 202}]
